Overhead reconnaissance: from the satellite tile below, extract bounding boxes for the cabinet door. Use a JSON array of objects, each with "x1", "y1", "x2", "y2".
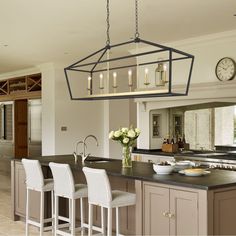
[
  {"x1": 170, "y1": 189, "x2": 198, "y2": 235},
  {"x1": 144, "y1": 184, "x2": 170, "y2": 235},
  {"x1": 15, "y1": 162, "x2": 40, "y2": 220},
  {"x1": 214, "y1": 190, "x2": 236, "y2": 235}
]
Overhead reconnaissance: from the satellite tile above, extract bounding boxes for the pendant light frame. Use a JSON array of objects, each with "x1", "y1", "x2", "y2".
[{"x1": 64, "y1": 0, "x2": 194, "y2": 100}]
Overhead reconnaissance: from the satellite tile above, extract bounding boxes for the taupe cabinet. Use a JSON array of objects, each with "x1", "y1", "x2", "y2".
[
  {"x1": 143, "y1": 183, "x2": 198, "y2": 235},
  {"x1": 137, "y1": 181, "x2": 236, "y2": 236}
]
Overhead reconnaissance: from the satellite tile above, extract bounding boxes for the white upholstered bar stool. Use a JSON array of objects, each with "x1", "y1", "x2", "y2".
[
  {"x1": 83, "y1": 167, "x2": 136, "y2": 236},
  {"x1": 22, "y1": 159, "x2": 54, "y2": 236},
  {"x1": 49, "y1": 162, "x2": 88, "y2": 236}
]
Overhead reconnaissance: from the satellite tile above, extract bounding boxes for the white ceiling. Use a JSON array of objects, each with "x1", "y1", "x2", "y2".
[{"x1": 0, "y1": 0, "x2": 236, "y2": 74}]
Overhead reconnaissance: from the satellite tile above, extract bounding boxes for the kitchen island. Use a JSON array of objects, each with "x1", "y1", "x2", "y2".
[{"x1": 11, "y1": 155, "x2": 236, "y2": 235}]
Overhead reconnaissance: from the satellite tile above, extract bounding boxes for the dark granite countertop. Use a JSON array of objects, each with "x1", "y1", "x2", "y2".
[
  {"x1": 132, "y1": 148, "x2": 175, "y2": 156},
  {"x1": 133, "y1": 148, "x2": 236, "y2": 161},
  {"x1": 215, "y1": 144, "x2": 236, "y2": 148},
  {"x1": 14, "y1": 155, "x2": 236, "y2": 191}
]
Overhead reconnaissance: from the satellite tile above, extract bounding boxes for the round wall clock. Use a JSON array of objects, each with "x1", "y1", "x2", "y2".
[{"x1": 215, "y1": 57, "x2": 236, "y2": 81}]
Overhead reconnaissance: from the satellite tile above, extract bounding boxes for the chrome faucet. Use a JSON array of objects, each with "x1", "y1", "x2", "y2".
[
  {"x1": 73, "y1": 140, "x2": 86, "y2": 163},
  {"x1": 82, "y1": 135, "x2": 99, "y2": 163}
]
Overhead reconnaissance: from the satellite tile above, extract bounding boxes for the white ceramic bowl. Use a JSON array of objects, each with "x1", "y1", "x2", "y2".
[
  {"x1": 174, "y1": 161, "x2": 192, "y2": 172},
  {"x1": 153, "y1": 163, "x2": 175, "y2": 175}
]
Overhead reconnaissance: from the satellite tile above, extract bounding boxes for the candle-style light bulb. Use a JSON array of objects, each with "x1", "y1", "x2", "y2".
[
  {"x1": 87, "y1": 76, "x2": 92, "y2": 95},
  {"x1": 113, "y1": 72, "x2": 117, "y2": 88},
  {"x1": 144, "y1": 68, "x2": 150, "y2": 86},
  {"x1": 99, "y1": 73, "x2": 104, "y2": 89},
  {"x1": 87, "y1": 76, "x2": 92, "y2": 90},
  {"x1": 128, "y1": 69, "x2": 133, "y2": 87}
]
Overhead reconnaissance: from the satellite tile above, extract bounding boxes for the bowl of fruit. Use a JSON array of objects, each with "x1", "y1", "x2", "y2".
[{"x1": 153, "y1": 161, "x2": 175, "y2": 175}]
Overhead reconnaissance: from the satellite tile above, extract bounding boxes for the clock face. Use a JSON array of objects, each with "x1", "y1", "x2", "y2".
[{"x1": 215, "y1": 57, "x2": 236, "y2": 81}]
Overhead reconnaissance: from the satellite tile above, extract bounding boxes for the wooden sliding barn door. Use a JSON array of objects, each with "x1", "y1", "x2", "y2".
[{"x1": 14, "y1": 99, "x2": 28, "y2": 158}]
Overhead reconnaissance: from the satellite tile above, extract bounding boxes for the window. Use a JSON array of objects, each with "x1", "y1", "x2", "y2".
[{"x1": 0, "y1": 103, "x2": 13, "y2": 141}]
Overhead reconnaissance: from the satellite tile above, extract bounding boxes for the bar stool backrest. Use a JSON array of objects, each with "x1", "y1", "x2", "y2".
[
  {"x1": 83, "y1": 167, "x2": 112, "y2": 206},
  {"x1": 49, "y1": 162, "x2": 75, "y2": 198},
  {"x1": 22, "y1": 159, "x2": 44, "y2": 191}
]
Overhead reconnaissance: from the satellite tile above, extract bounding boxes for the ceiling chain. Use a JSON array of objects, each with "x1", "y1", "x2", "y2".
[
  {"x1": 106, "y1": 0, "x2": 110, "y2": 46},
  {"x1": 135, "y1": 0, "x2": 140, "y2": 38}
]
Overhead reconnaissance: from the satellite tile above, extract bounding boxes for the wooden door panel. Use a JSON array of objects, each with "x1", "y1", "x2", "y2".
[
  {"x1": 170, "y1": 189, "x2": 198, "y2": 235},
  {"x1": 144, "y1": 184, "x2": 170, "y2": 236},
  {"x1": 14, "y1": 100, "x2": 28, "y2": 158}
]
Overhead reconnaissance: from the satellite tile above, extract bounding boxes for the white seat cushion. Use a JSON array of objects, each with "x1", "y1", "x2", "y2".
[
  {"x1": 73, "y1": 184, "x2": 88, "y2": 199},
  {"x1": 43, "y1": 178, "x2": 54, "y2": 191},
  {"x1": 110, "y1": 190, "x2": 136, "y2": 208}
]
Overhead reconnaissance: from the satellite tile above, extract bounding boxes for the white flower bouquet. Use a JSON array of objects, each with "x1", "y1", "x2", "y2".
[
  {"x1": 109, "y1": 127, "x2": 141, "y2": 146},
  {"x1": 109, "y1": 127, "x2": 141, "y2": 167}
]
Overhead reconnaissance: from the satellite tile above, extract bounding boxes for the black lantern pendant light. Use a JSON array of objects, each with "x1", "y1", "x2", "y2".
[{"x1": 64, "y1": 0, "x2": 194, "y2": 100}]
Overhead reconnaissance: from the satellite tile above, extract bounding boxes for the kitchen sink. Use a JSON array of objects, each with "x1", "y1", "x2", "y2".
[{"x1": 85, "y1": 157, "x2": 112, "y2": 163}]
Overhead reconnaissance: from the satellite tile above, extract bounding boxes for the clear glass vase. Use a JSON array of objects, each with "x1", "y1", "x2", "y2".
[{"x1": 122, "y1": 146, "x2": 132, "y2": 168}]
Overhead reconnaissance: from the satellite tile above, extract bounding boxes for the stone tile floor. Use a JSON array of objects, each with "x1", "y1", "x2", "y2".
[{"x1": 0, "y1": 170, "x2": 53, "y2": 236}]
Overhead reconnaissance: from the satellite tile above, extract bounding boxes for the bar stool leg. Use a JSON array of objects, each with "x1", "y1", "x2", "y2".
[
  {"x1": 40, "y1": 191, "x2": 44, "y2": 236},
  {"x1": 71, "y1": 199, "x2": 76, "y2": 236},
  {"x1": 107, "y1": 207, "x2": 112, "y2": 236},
  {"x1": 69, "y1": 198, "x2": 72, "y2": 231},
  {"x1": 116, "y1": 207, "x2": 119, "y2": 236},
  {"x1": 54, "y1": 195, "x2": 59, "y2": 236},
  {"x1": 51, "y1": 190, "x2": 54, "y2": 234},
  {"x1": 80, "y1": 198, "x2": 84, "y2": 229},
  {"x1": 25, "y1": 188, "x2": 29, "y2": 236},
  {"x1": 88, "y1": 203, "x2": 93, "y2": 236},
  {"x1": 101, "y1": 206, "x2": 105, "y2": 235}
]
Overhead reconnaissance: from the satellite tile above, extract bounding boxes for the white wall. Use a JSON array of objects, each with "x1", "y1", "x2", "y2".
[
  {"x1": 53, "y1": 65, "x2": 105, "y2": 156},
  {"x1": 104, "y1": 99, "x2": 137, "y2": 159},
  {"x1": 40, "y1": 63, "x2": 56, "y2": 155}
]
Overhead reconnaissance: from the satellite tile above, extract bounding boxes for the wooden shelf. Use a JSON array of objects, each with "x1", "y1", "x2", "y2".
[
  {"x1": 26, "y1": 74, "x2": 41, "y2": 92},
  {"x1": 0, "y1": 74, "x2": 41, "y2": 101},
  {"x1": 0, "y1": 80, "x2": 9, "y2": 95}
]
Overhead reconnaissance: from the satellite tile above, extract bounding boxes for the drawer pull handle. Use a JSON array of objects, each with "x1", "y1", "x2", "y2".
[
  {"x1": 168, "y1": 213, "x2": 175, "y2": 218},
  {"x1": 162, "y1": 212, "x2": 169, "y2": 217}
]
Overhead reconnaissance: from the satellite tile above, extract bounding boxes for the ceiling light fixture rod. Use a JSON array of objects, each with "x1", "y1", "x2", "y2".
[
  {"x1": 90, "y1": 47, "x2": 108, "y2": 72},
  {"x1": 185, "y1": 57, "x2": 195, "y2": 95},
  {"x1": 71, "y1": 48, "x2": 168, "y2": 69},
  {"x1": 71, "y1": 92, "x2": 185, "y2": 101},
  {"x1": 68, "y1": 56, "x2": 190, "y2": 74},
  {"x1": 135, "y1": 0, "x2": 140, "y2": 39},
  {"x1": 65, "y1": 46, "x2": 107, "y2": 69},
  {"x1": 106, "y1": 0, "x2": 110, "y2": 46},
  {"x1": 168, "y1": 49, "x2": 172, "y2": 93},
  {"x1": 64, "y1": 69, "x2": 73, "y2": 99}
]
